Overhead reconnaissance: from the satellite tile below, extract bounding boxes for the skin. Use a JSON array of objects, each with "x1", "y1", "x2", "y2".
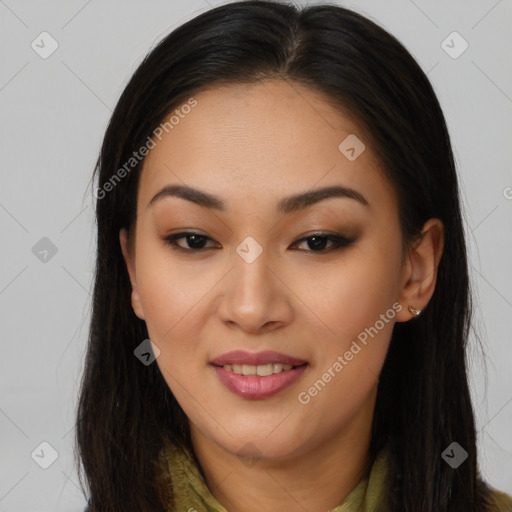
[{"x1": 120, "y1": 80, "x2": 444, "y2": 512}]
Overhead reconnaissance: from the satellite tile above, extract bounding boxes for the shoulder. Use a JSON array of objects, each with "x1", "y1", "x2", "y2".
[{"x1": 487, "y1": 488, "x2": 512, "y2": 512}]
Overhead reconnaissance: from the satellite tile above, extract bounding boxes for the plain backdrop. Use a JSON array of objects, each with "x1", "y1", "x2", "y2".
[{"x1": 1, "y1": 0, "x2": 511, "y2": 510}]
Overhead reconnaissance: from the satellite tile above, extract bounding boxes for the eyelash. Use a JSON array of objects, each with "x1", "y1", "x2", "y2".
[{"x1": 163, "y1": 231, "x2": 355, "y2": 254}]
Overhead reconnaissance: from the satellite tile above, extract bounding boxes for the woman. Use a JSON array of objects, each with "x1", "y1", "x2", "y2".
[{"x1": 76, "y1": 1, "x2": 512, "y2": 510}]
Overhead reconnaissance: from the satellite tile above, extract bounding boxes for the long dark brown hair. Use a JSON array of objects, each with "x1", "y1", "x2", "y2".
[{"x1": 76, "y1": 1, "x2": 501, "y2": 510}]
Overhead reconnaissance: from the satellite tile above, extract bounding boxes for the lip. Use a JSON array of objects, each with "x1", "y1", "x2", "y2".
[
  {"x1": 209, "y1": 350, "x2": 307, "y2": 366},
  {"x1": 212, "y1": 364, "x2": 308, "y2": 399}
]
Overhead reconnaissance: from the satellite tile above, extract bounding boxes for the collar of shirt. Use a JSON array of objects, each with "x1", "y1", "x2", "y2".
[{"x1": 157, "y1": 438, "x2": 389, "y2": 512}]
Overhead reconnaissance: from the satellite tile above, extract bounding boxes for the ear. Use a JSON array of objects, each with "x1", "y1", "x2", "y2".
[
  {"x1": 119, "y1": 227, "x2": 145, "y2": 320},
  {"x1": 395, "y1": 218, "x2": 444, "y2": 322}
]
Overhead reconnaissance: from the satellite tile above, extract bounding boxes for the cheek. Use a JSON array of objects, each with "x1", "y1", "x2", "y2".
[
  {"x1": 133, "y1": 258, "x2": 208, "y2": 396},
  {"x1": 295, "y1": 236, "x2": 403, "y2": 345},
  {"x1": 294, "y1": 232, "x2": 403, "y2": 411},
  {"x1": 135, "y1": 251, "x2": 207, "y2": 403},
  {"x1": 135, "y1": 240, "x2": 209, "y2": 339}
]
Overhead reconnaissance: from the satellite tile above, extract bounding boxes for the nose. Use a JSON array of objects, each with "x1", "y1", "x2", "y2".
[{"x1": 216, "y1": 247, "x2": 294, "y2": 335}]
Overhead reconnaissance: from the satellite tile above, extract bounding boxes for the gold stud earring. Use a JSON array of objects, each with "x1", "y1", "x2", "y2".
[{"x1": 408, "y1": 305, "x2": 422, "y2": 317}]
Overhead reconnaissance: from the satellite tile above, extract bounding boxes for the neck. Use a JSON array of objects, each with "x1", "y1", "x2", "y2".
[{"x1": 189, "y1": 389, "x2": 377, "y2": 512}]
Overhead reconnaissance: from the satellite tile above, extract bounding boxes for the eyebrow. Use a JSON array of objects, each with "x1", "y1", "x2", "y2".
[{"x1": 147, "y1": 183, "x2": 369, "y2": 214}]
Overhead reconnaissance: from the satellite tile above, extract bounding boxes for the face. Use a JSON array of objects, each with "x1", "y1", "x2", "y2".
[{"x1": 120, "y1": 80, "x2": 435, "y2": 461}]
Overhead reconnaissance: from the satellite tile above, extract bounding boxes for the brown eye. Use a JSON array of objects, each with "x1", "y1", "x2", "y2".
[
  {"x1": 163, "y1": 231, "x2": 355, "y2": 254},
  {"x1": 164, "y1": 232, "x2": 218, "y2": 251},
  {"x1": 291, "y1": 233, "x2": 355, "y2": 253}
]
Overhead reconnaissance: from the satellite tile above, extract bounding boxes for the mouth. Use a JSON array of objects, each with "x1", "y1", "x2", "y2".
[
  {"x1": 209, "y1": 349, "x2": 308, "y2": 367},
  {"x1": 211, "y1": 362, "x2": 308, "y2": 376},
  {"x1": 209, "y1": 350, "x2": 309, "y2": 399}
]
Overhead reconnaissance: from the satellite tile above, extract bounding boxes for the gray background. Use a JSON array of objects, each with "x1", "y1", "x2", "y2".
[{"x1": 1, "y1": 0, "x2": 511, "y2": 510}]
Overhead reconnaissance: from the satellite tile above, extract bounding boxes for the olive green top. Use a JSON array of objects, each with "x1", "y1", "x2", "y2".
[{"x1": 156, "y1": 439, "x2": 512, "y2": 512}]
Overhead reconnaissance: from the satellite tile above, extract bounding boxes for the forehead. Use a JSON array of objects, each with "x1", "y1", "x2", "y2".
[{"x1": 137, "y1": 80, "x2": 396, "y2": 215}]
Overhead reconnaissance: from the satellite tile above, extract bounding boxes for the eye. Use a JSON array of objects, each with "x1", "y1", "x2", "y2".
[
  {"x1": 290, "y1": 232, "x2": 355, "y2": 253},
  {"x1": 164, "y1": 232, "x2": 218, "y2": 251},
  {"x1": 164, "y1": 231, "x2": 355, "y2": 254}
]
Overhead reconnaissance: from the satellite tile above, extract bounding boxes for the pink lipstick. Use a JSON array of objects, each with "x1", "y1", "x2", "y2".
[{"x1": 210, "y1": 350, "x2": 308, "y2": 399}]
